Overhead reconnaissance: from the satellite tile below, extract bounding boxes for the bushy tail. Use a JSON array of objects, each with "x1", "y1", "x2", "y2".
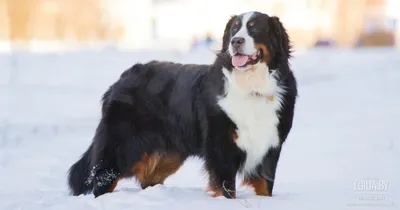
[{"x1": 68, "y1": 144, "x2": 94, "y2": 196}]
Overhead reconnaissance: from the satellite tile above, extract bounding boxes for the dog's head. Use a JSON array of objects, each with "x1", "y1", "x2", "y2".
[{"x1": 220, "y1": 12, "x2": 291, "y2": 71}]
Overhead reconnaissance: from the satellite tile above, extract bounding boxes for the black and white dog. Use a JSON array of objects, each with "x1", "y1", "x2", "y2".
[{"x1": 68, "y1": 11, "x2": 298, "y2": 199}]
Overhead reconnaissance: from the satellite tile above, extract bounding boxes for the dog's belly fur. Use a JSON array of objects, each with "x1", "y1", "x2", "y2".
[{"x1": 217, "y1": 67, "x2": 284, "y2": 175}]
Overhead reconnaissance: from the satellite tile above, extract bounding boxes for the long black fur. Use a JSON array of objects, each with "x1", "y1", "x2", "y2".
[
  {"x1": 67, "y1": 143, "x2": 93, "y2": 195},
  {"x1": 68, "y1": 11, "x2": 297, "y2": 198}
]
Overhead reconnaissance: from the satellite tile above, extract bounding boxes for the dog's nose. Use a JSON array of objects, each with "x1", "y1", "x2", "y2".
[{"x1": 231, "y1": 37, "x2": 245, "y2": 49}]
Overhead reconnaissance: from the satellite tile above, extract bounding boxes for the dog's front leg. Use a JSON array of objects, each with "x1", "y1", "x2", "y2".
[{"x1": 203, "y1": 113, "x2": 241, "y2": 199}]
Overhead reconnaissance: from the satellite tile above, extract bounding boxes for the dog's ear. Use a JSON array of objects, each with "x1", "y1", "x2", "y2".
[
  {"x1": 268, "y1": 16, "x2": 291, "y2": 58},
  {"x1": 221, "y1": 15, "x2": 237, "y2": 53}
]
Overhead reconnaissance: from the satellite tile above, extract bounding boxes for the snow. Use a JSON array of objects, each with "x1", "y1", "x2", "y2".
[{"x1": 0, "y1": 47, "x2": 399, "y2": 209}]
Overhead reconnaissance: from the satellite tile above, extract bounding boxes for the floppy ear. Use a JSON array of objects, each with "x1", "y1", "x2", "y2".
[
  {"x1": 268, "y1": 16, "x2": 292, "y2": 58},
  {"x1": 220, "y1": 15, "x2": 237, "y2": 53}
]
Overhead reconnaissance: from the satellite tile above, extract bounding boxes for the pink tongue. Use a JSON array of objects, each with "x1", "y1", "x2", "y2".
[{"x1": 232, "y1": 55, "x2": 249, "y2": 67}]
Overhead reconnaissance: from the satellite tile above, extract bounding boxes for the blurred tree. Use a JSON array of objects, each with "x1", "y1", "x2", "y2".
[
  {"x1": 0, "y1": 1, "x2": 7, "y2": 39},
  {"x1": 4, "y1": 0, "x2": 124, "y2": 43},
  {"x1": 59, "y1": 0, "x2": 124, "y2": 42},
  {"x1": 52, "y1": 2, "x2": 65, "y2": 40},
  {"x1": 6, "y1": 0, "x2": 38, "y2": 41}
]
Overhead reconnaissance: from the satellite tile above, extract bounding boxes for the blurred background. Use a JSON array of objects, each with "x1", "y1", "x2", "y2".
[{"x1": 0, "y1": 0, "x2": 399, "y2": 52}]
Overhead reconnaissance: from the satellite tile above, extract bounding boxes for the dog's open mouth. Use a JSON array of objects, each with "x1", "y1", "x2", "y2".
[{"x1": 231, "y1": 49, "x2": 262, "y2": 69}]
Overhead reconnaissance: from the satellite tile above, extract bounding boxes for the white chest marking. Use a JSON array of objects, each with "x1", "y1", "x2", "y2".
[{"x1": 217, "y1": 66, "x2": 285, "y2": 175}]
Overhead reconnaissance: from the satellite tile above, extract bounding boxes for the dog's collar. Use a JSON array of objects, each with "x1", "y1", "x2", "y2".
[{"x1": 250, "y1": 91, "x2": 274, "y2": 102}]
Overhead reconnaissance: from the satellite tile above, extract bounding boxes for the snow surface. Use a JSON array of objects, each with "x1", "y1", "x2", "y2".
[{"x1": 0, "y1": 47, "x2": 399, "y2": 210}]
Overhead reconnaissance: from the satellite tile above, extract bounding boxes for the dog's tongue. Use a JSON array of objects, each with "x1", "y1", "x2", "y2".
[{"x1": 232, "y1": 54, "x2": 249, "y2": 67}]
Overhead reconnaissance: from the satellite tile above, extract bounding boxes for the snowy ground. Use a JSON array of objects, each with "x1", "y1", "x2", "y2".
[{"x1": 0, "y1": 48, "x2": 399, "y2": 210}]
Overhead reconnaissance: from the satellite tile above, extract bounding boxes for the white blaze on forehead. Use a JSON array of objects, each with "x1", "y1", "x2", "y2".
[{"x1": 229, "y1": 12, "x2": 256, "y2": 56}]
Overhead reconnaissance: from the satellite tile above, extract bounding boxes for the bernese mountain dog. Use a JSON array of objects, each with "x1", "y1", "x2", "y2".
[{"x1": 68, "y1": 11, "x2": 298, "y2": 199}]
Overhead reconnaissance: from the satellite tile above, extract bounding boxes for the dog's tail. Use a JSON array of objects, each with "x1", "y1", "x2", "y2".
[{"x1": 68, "y1": 143, "x2": 94, "y2": 196}]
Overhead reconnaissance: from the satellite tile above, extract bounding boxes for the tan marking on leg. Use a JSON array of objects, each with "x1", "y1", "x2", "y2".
[
  {"x1": 131, "y1": 152, "x2": 152, "y2": 185},
  {"x1": 107, "y1": 177, "x2": 121, "y2": 193},
  {"x1": 131, "y1": 152, "x2": 184, "y2": 189},
  {"x1": 145, "y1": 153, "x2": 183, "y2": 186},
  {"x1": 207, "y1": 173, "x2": 236, "y2": 198},
  {"x1": 242, "y1": 177, "x2": 271, "y2": 196}
]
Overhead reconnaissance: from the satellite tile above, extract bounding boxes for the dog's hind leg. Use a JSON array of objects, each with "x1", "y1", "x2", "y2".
[
  {"x1": 149, "y1": 153, "x2": 186, "y2": 186},
  {"x1": 88, "y1": 126, "x2": 124, "y2": 197},
  {"x1": 90, "y1": 121, "x2": 144, "y2": 197},
  {"x1": 131, "y1": 152, "x2": 187, "y2": 189},
  {"x1": 92, "y1": 161, "x2": 122, "y2": 197},
  {"x1": 90, "y1": 146, "x2": 143, "y2": 197}
]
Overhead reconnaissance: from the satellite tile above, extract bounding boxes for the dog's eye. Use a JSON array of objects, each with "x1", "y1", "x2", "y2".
[
  {"x1": 250, "y1": 26, "x2": 259, "y2": 33},
  {"x1": 231, "y1": 27, "x2": 239, "y2": 33}
]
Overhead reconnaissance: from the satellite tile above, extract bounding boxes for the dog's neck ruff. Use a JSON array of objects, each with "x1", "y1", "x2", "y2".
[{"x1": 232, "y1": 66, "x2": 279, "y2": 102}]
